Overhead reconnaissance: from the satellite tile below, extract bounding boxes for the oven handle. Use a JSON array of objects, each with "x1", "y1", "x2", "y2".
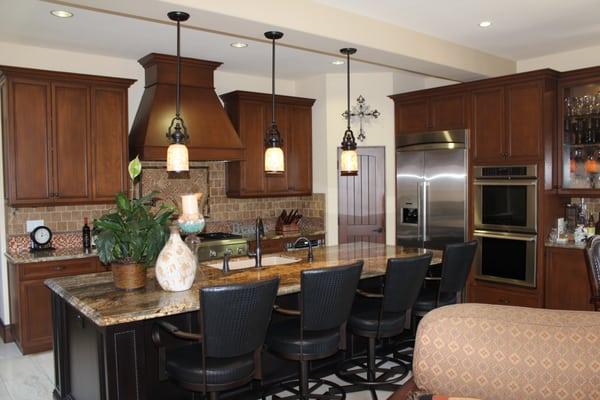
[
  {"x1": 474, "y1": 179, "x2": 537, "y2": 186},
  {"x1": 473, "y1": 230, "x2": 537, "y2": 241}
]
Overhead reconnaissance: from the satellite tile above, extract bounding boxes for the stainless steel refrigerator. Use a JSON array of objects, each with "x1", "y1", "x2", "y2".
[{"x1": 396, "y1": 130, "x2": 467, "y2": 250}]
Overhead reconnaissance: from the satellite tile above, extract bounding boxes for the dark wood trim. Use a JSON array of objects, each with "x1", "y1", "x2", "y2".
[
  {"x1": 220, "y1": 90, "x2": 316, "y2": 107},
  {"x1": 0, "y1": 317, "x2": 14, "y2": 343},
  {"x1": 0, "y1": 65, "x2": 135, "y2": 88}
]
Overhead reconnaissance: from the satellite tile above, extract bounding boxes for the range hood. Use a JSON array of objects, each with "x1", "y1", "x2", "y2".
[{"x1": 129, "y1": 53, "x2": 244, "y2": 161}]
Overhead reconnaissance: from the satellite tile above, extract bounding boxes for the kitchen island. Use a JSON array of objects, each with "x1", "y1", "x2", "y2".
[{"x1": 46, "y1": 242, "x2": 441, "y2": 400}]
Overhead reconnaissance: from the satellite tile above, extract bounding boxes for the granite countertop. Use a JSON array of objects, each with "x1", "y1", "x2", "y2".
[
  {"x1": 545, "y1": 240, "x2": 586, "y2": 250},
  {"x1": 45, "y1": 242, "x2": 441, "y2": 327},
  {"x1": 244, "y1": 230, "x2": 326, "y2": 242},
  {"x1": 5, "y1": 248, "x2": 98, "y2": 264}
]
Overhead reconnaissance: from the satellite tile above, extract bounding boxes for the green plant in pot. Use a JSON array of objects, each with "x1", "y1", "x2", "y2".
[{"x1": 93, "y1": 157, "x2": 175, "y2": 290}]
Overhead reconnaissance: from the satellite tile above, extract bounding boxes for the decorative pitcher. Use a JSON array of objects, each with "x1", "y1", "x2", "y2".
[{"x1": 155, "y1": 225, "x2": 197, "y2": 292}]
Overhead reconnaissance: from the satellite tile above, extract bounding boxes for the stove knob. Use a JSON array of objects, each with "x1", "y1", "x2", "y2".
[
  {"x1": 237, "y1": 247, "x2": 244, "y2": 255},
  {"x1": 209, "y1": 250, "x2": 217, "y2": 258}
]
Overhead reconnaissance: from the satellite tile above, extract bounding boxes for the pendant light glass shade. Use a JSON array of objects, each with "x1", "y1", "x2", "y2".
[
  {"x1": 166, "y1": 11, "x2": 190, "y2": 172},
  {"x1": 167, "y1": 143, "x2": 189, "y2": 172},
  {"x1": 264, "y1": 31, "x2": 285, "y2": 174},
  {"x1": 339, "y1": 48, "x2": 358, "y2": 176}
]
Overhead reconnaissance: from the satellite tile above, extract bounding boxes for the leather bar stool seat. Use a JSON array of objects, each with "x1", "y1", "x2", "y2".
[
  {"x1": 348, "y1": 299, "x2": 406, "y2": 338},
  {"x1": 166, "y1": 344, "x2": 255, "y2": 385},
  {"x1": 266, "y1": 319, "x2": 341, "y2": 359},
  {"x1": 411, "y1": 288, "x2": 458, "y2": 312}
]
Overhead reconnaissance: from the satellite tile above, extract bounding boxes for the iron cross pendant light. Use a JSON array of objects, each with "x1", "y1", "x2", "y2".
[
  {"x1": 264, "y1": 31, "x2": 285, "y2": 174},
  {"x1": 166, "y1": 11, "x2": 190, "y2": 173},
  {"x1": 339, "y1": 47, "x2": 359, "y2": 176}
]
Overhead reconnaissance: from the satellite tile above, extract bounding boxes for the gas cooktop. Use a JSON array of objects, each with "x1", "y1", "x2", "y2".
[
  {"x1": 187, "y1": 232, "x2": 249, "y2": 261},
  {"x1": 197, "y1": 232, "x2": 243, "y2": 241}
]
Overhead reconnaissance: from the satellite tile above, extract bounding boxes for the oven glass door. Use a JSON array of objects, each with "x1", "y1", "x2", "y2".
[
  {"x1": 474, "y1": 180, "x2": 537, "y2": 233},
  {"x1": 474, "y1": 230, "x2": 536, "y2": 288}
]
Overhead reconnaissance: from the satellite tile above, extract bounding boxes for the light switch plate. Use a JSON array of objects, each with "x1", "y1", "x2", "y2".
[{"x1": 26, "y1": 220, "x2": 44, "y2": 233}]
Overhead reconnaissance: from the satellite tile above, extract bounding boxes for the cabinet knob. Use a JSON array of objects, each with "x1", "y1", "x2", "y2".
[
  {"x1": 54, "y1": 265, "x2": 65, "y2": 271},
  {"x1": 498, "y1": 298, "x2": 510, "y2": 305}
]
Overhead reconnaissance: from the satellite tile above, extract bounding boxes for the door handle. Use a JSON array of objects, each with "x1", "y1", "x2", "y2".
[{"x1": 372, "y1": 227, "x2": 383, "y2": 233}]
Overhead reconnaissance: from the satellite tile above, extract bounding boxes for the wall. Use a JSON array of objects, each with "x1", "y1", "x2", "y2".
[
  {"x1": 297, "y1": 71, "x2": 430, "y2": 246},
  {"x1": 517, "y1": 44, "x2": 600, "y2": 72}
]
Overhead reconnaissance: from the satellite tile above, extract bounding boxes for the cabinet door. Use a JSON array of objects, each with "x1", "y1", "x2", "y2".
[
  {"x1": 265, "y1": 103, "x2": 289, "y2": 194},
  {"x1": 20, "y1": 280, "x2": 53, "y2": 353},
  {"x1": 52, "y1": 83, "x2": 90, "y2": 202},
  {"x1": 468, "y1": 284, "x2": 540, "y2": 307},
  {"x1": 91, "y1": 87, "x2": 128, "y2": 201},
  {"x1": 430, "y1": 93, "x2": 466, "y2": 130},
  {"x1": 545, "y1": 248, "x2": 593, "y2": 311},
  {"x1": 239, "y1": 101, "x2": 267, "y2": 195},
  {"x1": 506, "y1": 81, "x2": 543, "y2": 161},
  {"x1": 286, "y1": 105, "x2": 312, "y2": 194},
  {"x1": 472, "y1": 87, "x2": 506, "y2": 163},
  {"x1": 7, "y1": 78, "x2": 53, "y2": 204},
  {"x1": 394, "y1": 99, "x2": 429, "y2": 134}
]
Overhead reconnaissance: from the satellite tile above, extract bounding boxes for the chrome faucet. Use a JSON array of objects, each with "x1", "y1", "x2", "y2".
[
  {"x1": 293, "y1": 237, "x2": 314, "y2": 262},
  {"x1": 248, "y1": 218, "x2": 264, "y2": 267}
]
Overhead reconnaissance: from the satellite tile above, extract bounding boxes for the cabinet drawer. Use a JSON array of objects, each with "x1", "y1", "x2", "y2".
[
  {"x1": 468, "y1": 284, "x2": 540, "y2": 308},
  {"x1": 21, "y1": 258, "x2": 97, "y2": 280}
]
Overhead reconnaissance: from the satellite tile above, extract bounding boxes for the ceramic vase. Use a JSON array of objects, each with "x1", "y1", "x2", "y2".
[{"x1": 155, "y1": 226, "x2": 197, "y2": 292}]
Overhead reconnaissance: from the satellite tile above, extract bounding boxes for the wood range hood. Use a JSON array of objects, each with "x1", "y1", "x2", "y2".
[{"x1": 129, "y1": 53, "x2": 244, "y2": 161}]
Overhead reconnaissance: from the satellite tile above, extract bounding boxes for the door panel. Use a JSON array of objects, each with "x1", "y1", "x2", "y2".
[
  {"x1": 9, "y1": 79, "x2": 52, "y2": 203},
  {"x1": 430, "y1": 93, "x2": 466, "y2": 130},
  {"x1": 339, "y1": 147, "x2": 385, "y2": 244},
  {"x1": 424, "y1": 149, "x2": 466, "y2": 249},
  {"x1": 396, "y1": 150, "x2": 424, "y2": 247},
  {"x1": 395, "y1": 99, "x2": 429, "y2": 134},
  {"x1": 53, "y1": 83, "x2": 90, "y2": 201},
  {"x1": 91, "y1": 87, "x2": 128, "y2": 201},
  {"x1": 506, "y1": 82, "x2": 542, "y2": 160},
  {"x1": 472, "y1": 87, "x2": 505, "y2": 163}
]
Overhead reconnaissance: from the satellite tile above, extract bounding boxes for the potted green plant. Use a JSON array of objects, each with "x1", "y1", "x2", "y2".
[{"x1": 93, "y1": 157, "x2": 175, "y2": 290}]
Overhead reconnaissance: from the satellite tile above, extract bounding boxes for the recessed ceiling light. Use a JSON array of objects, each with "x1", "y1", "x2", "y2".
[
  {"x1": 230, "y1": 42, "x2": 248, "y2": 48},
  {"x1": 332, "y1": 60, "x2": 345, "y2": 65},
  {"x1": 50, "y1": 10, "x2": 73, "y2": 18},
  {"x1": 479, "y1": 21, "x2": 492, "y2": 28}
]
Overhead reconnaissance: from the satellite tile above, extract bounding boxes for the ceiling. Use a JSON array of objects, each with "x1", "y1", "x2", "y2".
[
  {"x1": 0, "y1": 0, "x2": 393, "y2": 80},
  {"x1": 316, "y1": 0, "x2": 600, "y2": 60}
]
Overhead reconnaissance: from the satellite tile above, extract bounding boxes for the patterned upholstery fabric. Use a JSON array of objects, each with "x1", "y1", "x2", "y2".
[{"x1": 413, "y1": 304, "x2": 600, "y2": 400}]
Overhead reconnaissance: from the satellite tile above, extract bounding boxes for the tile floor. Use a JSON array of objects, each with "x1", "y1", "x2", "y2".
[{"x1": 0, "y1": 340, "x2": 407, "y2": 400}]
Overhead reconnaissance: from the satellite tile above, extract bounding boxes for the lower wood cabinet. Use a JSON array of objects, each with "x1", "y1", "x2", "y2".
[
  {"x1": 545, "y1": 246, "x2": 594, "y2": 311},
  {"x1": 468, "y1": 283, "x2": 540, "y2": 308},
  {"x1": 8, "y1": 256, "x2": 103, "y2": 354},
  {"x1": 248, "y1": 233, "x2": 325, "y2": 254}
]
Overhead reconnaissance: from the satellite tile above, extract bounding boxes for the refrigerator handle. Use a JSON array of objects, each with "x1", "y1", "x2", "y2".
[
  {"x1": 422, "y1": 181, "x2": 429, "y2": 242},
  {"x1": 417, "y1": 182, "x2": 422, "y2": 241}
]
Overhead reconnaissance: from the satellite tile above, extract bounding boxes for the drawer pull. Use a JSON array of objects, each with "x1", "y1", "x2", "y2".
[
  {"x1": 54, "y1": 266, "x2": 65, "y2": 271},
  {"x1": 498, "y1": 298, "x2": 510, "y2": 305}
]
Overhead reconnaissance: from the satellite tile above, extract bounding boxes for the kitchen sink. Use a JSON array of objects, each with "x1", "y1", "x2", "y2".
[{"x1": 204, "y1": 255, "x2": 302, "y2": 271}]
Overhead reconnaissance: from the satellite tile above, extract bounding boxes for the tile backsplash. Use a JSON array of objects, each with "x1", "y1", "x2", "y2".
[{"x1": 6, "y1": 161, "x2": 325, "y2": 251}]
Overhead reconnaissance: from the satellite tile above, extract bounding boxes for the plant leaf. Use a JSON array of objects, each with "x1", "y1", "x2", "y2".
[{"x1": 128, "y1": 156, "x2": 142, "y2": 181}]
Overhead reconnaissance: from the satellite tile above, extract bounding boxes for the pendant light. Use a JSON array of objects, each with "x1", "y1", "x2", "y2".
[
  {"x1": 166, "y1": 11, "x2": 190, "y2": 172},
  {"x1": 264, "y1": 31, "x2": 285, "y2": 174},
  {"x1": 339, "y1": 48, "x2": 359, "y2": 176}
]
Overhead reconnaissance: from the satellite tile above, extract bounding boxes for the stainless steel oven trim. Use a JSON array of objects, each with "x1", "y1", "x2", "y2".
[
  {"x1": 473, "y1": 230, "x2": 537, "y2": 288},
  {"x1": 474, "y1": 165, "x2": 537, "y2": 179},
  {"x1": 474, "y1": 179, "x2": 537, "y2": 234}
]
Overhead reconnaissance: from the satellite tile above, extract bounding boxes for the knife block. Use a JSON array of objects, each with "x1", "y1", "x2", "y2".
[{"x1": 275, "y1": 221, "x2": 300, "y2": 235}]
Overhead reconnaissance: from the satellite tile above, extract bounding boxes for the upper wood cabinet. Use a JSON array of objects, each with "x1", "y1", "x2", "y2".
[
  {"x1": 471, "y1": 86, "x2": 506, "y2": 162},
  {"x1": 390, "y1": 90, "x2": 467, "y2": 135},
  {"x1": 0, "y1": 66, "x2": 134, "y2": 206},
  {"x1": 221, "y1": 91, "x2": 315, "y2": 198}
]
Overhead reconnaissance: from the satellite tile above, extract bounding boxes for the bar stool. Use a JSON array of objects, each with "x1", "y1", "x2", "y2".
[
  {"x1": 585, "y1": 235, "x2": 600, "y2": 311},
  {"x1": 151, "y1": 277, "x2": 280, "y2": 400},
  {"x1": 265, "y1": 261, "x2": 364, "y2": 400},
  {"x1": 394, "y1": 240, "x2": 477, "y2": 365},
  {"x1": 335, "y1": 254, "x2": 432, "y2": 399}
]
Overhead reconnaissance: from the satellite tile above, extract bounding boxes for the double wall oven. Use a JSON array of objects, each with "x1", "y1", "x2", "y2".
[{"x1": 473, "y1": 165, "x2": 537, "y2": 288}]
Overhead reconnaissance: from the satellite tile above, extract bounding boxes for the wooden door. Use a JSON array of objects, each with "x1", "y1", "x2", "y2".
[
  {"x1": 394, "y1": 99, "x2": 429, "y2": 134},
  {"x1": 20, "y1": 280, "x2": 53, "y2": 353},
  {"x1": 506, "y1": 81, "x2": 543, "y2": 161},
  {"x1": 286, "y1": 105, "x2": 312, "y2": 194},
  {"x1": 338, "y1": 147, "x2": 385, "y2": 244},
  {"x1": 265, "y1": 103, "x2": 289, "y2": 194},
  {"x1": 91, "y1": 87, "x2": 128, "y2": 201},
  {"x1": 472, "y1": 87, "x2": 506, "y2": 163},
  {"x1": 52, "y1": 82, "x2": 90, "y2": 202},
  {"x1": 7, "y1": 78, "x2": 53, "y2": 204},
  {"x1": 545, "y1": 247, "x2": 593, "y2": 311},
  {"x1": 430, "y1": 93, "x2": 467, "y2": 130}
]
